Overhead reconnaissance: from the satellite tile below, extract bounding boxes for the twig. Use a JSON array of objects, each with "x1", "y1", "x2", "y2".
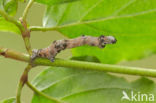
[
  {"x1": 19, "y1": 0, "x2": 35, "y2": 55},
  {"x1": 22, "y1": 0, "x2": 35, "y2": 21},
  {"x1": 16, "y1": 82, "x2": 23, "y2": 103},
  {"x1": 1, "y1": 47, "x2": 156, "y2": 77},
  {"x1": 16, "y1": 64, "x2": 32, "y2": 103},
  {"x1": 26, "y1": 81, "x2": 64, "y2": 103},
  {"x1": 19, "y1": 18, "x2": 32, "y2": 55}
]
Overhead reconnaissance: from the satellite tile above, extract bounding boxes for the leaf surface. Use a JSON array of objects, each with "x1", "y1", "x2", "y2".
[
  {"x1": 35, "y1": 0, "x2": 79, "y2": 6},
  {"x1": 0, "y1": 0, "x2": 18, "y2": 16},
  {"x1": 31, "y1": 67, "x2": 156, "y2": 103},
  {"x1": 43, "y1": 0, "x2": 156, "y2": 63},
  {"x1": 0, "y1": 98, "x2": 16, "y2": 103},
  {"x1": 0, "y1": 0, "x2": 20, "y2": 34}
]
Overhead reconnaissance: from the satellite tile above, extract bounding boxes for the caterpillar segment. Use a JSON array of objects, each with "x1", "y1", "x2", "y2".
[{"x1": 31, "y1": 35, "x2": 117, "y2": 62}]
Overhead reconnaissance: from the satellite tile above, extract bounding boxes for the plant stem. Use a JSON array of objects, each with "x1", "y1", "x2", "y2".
[
  {"x1": 20, "y1": 0, "x2": 35, "y2": 56},
  {"x1": 0, "y1": 47, "x2": 30, "y2": 62},
  {"x1": 0, "y1": 10, "x2": 24, "y2": 32},
  {"x1": 23, "y1": 37, "x2": 32, "y2": 55},
  {"x1": 16, "y1": 82, "x2": 23, "y2": 103},
  {"x1": 26, "y1": 81, "x2": 64, "y2": 103},
  {"x1": 16, "y1": 64, "x2": 32, "y2": 103},
  {"x1": 22, "y1": 0, "x2": 35, "y2": 21},
  {"x1": 19, "y1": 18, "x2": 32, "y2": 55},
  {"x1": 1, "y1": 47, "x2": 156, "y2": 77}
]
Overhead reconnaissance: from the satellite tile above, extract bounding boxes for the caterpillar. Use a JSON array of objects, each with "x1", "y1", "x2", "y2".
[{"x1": 31, "y1": 35, "x2": 117, "y2": 62}]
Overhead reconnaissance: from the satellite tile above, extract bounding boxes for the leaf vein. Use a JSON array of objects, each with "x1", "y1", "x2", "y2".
[
  {"x1": 38, "y1": 71, "x2": 98, "y2": 91},
  {"x1": 61, "y1": 87, "x2": 133, "y2": 100},
  {"x1": 112, "y1": 0, "x2": 137, "y2": 16},
  {"x1": 79, "y1": 0, "x2": 104, "y2": 22},
  {"x1": 57, "y1": 9, "x2": 156, "y2": 29}
]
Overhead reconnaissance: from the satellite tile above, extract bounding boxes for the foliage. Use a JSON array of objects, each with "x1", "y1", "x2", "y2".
[
  {"x1": 0, "y1": 98, "x2": 16, "y2": 103},
  {"x1": 35, "y1": 0, "x2": 79, "y2": 6},
  {"x1": 31, "y1": 67, "x2": 156, "y2": 103},
  {"x1": 0, "y1": 0, "x2": 156, "y2": 103},
  {"x1": 43, "y1": 0, "x2": 156, "y2": 64},
  {"x1": 0, "y1": 0, "x2": 20, "y2": 34}
]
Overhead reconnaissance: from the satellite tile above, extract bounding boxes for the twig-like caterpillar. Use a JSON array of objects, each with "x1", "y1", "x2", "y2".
[{"x1": 31, "y1": 35, "x2": 117, "y2": 62}]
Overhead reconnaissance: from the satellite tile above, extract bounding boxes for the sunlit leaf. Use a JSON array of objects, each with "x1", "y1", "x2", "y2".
[
  {"x1": 0, "y1": 0, "x2": 18, "y2": 16},
  {"x1": 0, "y1": 0, "x2": 20, "y2": 34},
  {"x1": 43, "y1": 0, "x2": 156, "y2": 64},
  {"x1": 35, "y1": 0, "x2": 79, "y2": 6}
]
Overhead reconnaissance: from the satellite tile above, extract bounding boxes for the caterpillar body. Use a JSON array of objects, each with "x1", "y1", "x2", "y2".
[{"x1": 31, "y1": 35, "x2": 117, "y2": 62}]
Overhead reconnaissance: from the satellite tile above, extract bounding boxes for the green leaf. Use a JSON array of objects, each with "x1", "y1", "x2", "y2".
[
  {"x1": 0, "y1": 98, "x2": 16, "y2": 103},
  {"x1": 0, "y1": 0, "x2": 20, "y2": 34},
  {"x1": 31, "y1": 67, "x2": 156, "y2": 103},
  {"x1": 0, "y1": 0, "x2": 18, "y2": 16},
  {"x1": 0, "y1": 18, "x2": 21, "y2": 34},
  {"x1": 35, "y1": 0, "x2": 79, "y2": 6},
  {"x1": 70, "y1": 56, "x2": 101, "y2": 63},
  {"x1": 43, "y1": 0, "x2": 156, "y2": 64}
]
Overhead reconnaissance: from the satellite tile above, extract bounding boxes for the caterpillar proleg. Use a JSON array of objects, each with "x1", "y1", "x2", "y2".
[{"x1": 31, "y1": 35, "x2": 117, "y2": 62}]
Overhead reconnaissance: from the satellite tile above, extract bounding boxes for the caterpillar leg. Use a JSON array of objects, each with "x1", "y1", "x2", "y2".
[
  {"x1": 31, "y1": 49, "x2": 38, "y2": 60},
  {"x1": 31, "y1": 49, "x2": 56, "y2": 62},
  {"x1": 49, "y1": 57, "x2": 55, "y2": 62}
]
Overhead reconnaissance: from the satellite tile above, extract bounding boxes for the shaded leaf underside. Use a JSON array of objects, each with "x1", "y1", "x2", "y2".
[{"x1": 43, "y1": 0, "x2": 156, "y2": 64}]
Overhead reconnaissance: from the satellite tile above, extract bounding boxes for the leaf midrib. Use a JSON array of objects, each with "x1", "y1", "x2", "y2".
[
  {"x1": 60, "y1": 87, "x2": 133, "y2": 100},
  {"x1": 36, "y1": 71, "x2": 96, "y2": 91}
]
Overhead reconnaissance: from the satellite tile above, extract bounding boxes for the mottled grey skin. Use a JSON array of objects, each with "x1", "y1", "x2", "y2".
[{"x1": 31, "y1": 35, "x2": 117, "y2": 62}]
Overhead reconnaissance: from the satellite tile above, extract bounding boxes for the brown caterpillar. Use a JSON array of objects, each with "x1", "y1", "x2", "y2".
[{"x1": 31, "y1": 35, "x2": 117, "y2": 62}]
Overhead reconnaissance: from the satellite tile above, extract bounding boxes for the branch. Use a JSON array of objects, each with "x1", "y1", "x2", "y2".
[
  {"x1": 1, "y1": 47, "x2": 156, "y2": 77},
  {"x1": 19, "y1": 0, "x2": 35, "y2": 56},
  {"x1": 22, "y1": 0, "x2": 35, "y2": 21},
  {"x1": 0, "y1": 10, "x2": 24, "y2": 32},
  {"x1": 19, "y1": 19, "x2": 32, "y2": 55},
  {"x1": 16, "y1": 64, "x2": 32, "y2": 103}
]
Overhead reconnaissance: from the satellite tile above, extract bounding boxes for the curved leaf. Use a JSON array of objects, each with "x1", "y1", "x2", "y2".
[
  {"x1": 0, "y1": 98, "x2": 16, "y2": 103},
  {"x1": 0, "y1": 18, "x2": 21, "y2": 34},
  {"x1": 43, "y1": 0, "x2": 156, "y2": 64},
  {"x1": 0, "y1": 0, "x2": 20, "y2": 34},
  {"x1": 31, "y1": 67, "x2": 156, "y2": 103},
  {"x1": 0, "y1": 0, "x2": 18, "y2": 16}
]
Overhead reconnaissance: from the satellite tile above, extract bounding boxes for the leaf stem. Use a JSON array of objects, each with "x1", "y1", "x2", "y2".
[
  {"x1": 0, "y1": 10, "x2": 24, "y2": 33},
  {"x1": 26, "y1": 81, "x2": 64, "y2": 103},
  {"x1": 30, "y1": 26, "x2": 58, "y2": 32},
  {"x1": 16, "y1": 64, "x2": 32, "y2": 103},
  {"x1": 1, "y1": 47, "x2": 156, "y2": 77},
  {"x1": 22, "y1": 0, "x2": 35, "y2": 21}
]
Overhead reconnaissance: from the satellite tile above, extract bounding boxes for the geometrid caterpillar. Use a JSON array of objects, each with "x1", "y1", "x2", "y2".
[{"x1": 31, "y1": 35, "x2": 117, "y2": 62}]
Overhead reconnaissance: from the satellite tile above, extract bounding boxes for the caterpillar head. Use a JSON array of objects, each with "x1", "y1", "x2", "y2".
[{"x1": 99, "y1": 35, "x2": 117, "y2": 48}]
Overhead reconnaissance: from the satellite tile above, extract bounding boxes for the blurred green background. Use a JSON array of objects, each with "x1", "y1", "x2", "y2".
[{"x1": 0, "y1": 2, "x2": 156, "y2": 103}]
